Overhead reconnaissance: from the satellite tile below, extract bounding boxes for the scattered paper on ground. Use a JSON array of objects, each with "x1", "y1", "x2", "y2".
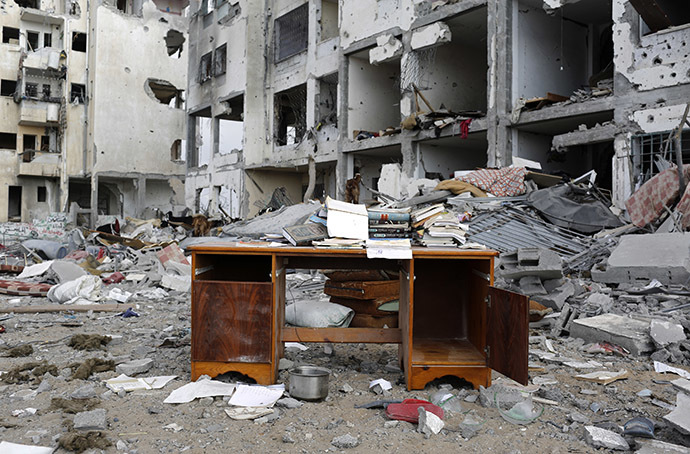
[
  {"x1": 225, "y1": 407, "x2": 274, "y2": 420},
  {"x1": 654, "y1": 361, "x2": 690, "y2": 380},
  {"x1": 575, "y1": 369, "x2": 629, "y2": 385},
  {"x1": 0, "y1": 441, "x2": 55, "y2": 454},
  {"x1": 164, "y1": 379, "x2": 237, "y2": 404},
  {"x1": 228, "y1": 384, "x2": 284, "y2": 407},
  {"x1": 105, "y1": 374, "x2": 177, "y2": 392}
]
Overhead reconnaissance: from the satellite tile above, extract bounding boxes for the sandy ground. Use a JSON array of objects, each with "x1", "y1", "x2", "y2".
[{"x1": 1, "y1": 290, "x2": 690, "y2": 454}]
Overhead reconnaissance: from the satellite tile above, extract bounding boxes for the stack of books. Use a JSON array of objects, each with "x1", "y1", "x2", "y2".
[
  {"x1": 422, "y1": 212, "x2": 470, "y2": 246},
  {"x1": 410, "y1": 203, "x2": 445, "y2": 227},
  {"x1": 367, "y1": 208, "x2": 411, "y2": 239}
]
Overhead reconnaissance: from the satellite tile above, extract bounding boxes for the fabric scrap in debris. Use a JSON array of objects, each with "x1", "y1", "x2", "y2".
[
  {"x1": 459, "y1": 167, "x2": 528, "y2": 197},
  {"x1": 434, "y1": 180, "x2": 487, "y2": 197},
  {"x1": 625, "y1": 164, "x2": 690, "y2": 228}
]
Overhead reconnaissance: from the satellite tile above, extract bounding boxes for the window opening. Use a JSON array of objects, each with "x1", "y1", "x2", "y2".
[
  {"x1": 8, "y1": 186, "x2": 22, "y2": 220},
  {"x1": 37, "y1": 186, "x2": 47, "y2": 202},
  {"x1": 25, "y1": 82, "x2": 38, "y2": 98},
  {"x1": 72, "y1": 32, "x2": 86, "y2": 52},
  {"x1": 213, "y1": 44, "x2": 227, "y2": 76},
  {"x1": 2, "y1": 27, "x2": 20, "y2": 44},
  {"x1": 27, "y1": 31, "x2": 39, "y2": 50},
  {"x1": 70, "y1": 83, "x2": 85, "y2": 103},
  {"x1": 633, "y1": 130, "x2": 690, "y2": 185},
  {"x1": 0, "y1": 132, "x2": 17, "y2": 149},
  {"x1": 14, "y1": 0, "x2": 40, "y2": 7},
  {"x1": 23, "y1": 134, "x2": 36, "y2": 162},
  {"x1": 43, "y1": 32, "x2": 52, "y2": 47},
  {"x1": 40, "y1": 135, "x2": 49, "y2": 151},
  {"x1": 199, "y1": 52, "x2": 212, "y2": 83},
  {"x1": 171, "y1": 139, "x2": 182, "y2": 161},
  {"x1": 275, "y1": 84, "x2": 307, "y2": 146},
  {"x1": 1, "y1": 80, "x2": 16, "y2": 97},
  {"x1": 630, "y1": 0, "x2": 690, "y2": 34},
  {"x1": 320, "y1": 0, "x2": 338, "y2": 41},
  {"x1": 275, "y1": 4, "x2": 308, "y2": 62},
  {"x1": 42, "y1": 84, "x2": 51, "y2": 98},
  {"x1": 317, "y1": 73, "x2": 338, "y2": 126}
]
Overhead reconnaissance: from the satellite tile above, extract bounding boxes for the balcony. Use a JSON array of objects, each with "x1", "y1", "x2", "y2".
[
  {"x1": 22, "y1": 48, "x2": 66, "y2": 77},
  {"x1": 19, "y1": 99, "x2": 60, "y2": 126},
  {"x1": 18, "y1": 151, "x2": 60, "y2": 177},
  {"x1": 20, "y1": 8, "x2": 63, "y2": 24}
]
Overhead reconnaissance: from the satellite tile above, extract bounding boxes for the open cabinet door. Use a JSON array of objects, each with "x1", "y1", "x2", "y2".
[{"x1": 486, "y1": 287, "x2": 529, "y2": 385}]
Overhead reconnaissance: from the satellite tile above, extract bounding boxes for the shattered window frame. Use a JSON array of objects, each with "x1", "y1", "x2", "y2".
[
  {"x1": 632, "y1": 130, "x2": 690, "y2": 185},
  {"x1": 2, "y1": 26, "x2": 20, "y2": 44},
  {"x1": 71, "y1": 31, "x2": 87, "y2": 52},
  {"x1": 274, "y1": 3, "x2": 309, "y2": 63},
  {"x1": 70, "y1": 83, "x2": 85, "y2": 103},
  {"x1": 199, "y1": 51, "x2": 212, "y2": 83},
  {"x1": 213, "y1": 43, "x2": 227, "y2": 76},
  {"x1": 25, "y1": 82, "x2": 38, "y2": 98},
  {"x1": 0, "y1": 79, "x2": 17, "y2": 97}
]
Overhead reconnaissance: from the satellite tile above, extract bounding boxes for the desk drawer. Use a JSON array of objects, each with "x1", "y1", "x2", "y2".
[{"x1": 192, "y1": 280, "x2": 273, "y2": 363}]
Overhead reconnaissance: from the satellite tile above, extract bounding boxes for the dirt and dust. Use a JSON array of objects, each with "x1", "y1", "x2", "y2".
[{"x1": 1, "y1": 290, "x2": 689, "y2": 453}]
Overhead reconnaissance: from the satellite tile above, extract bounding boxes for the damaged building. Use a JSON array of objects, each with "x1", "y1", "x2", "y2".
[
  {"x1": 185, "y1": 0, "x2": 689, "y2": 219},
  {"x1": 0, "y1": 0, "x2": 189, "y2": 224}
]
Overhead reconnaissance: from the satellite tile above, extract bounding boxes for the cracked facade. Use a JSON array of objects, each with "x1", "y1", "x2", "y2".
[
  {"x1": 185, "y1": 0, "x2": 689, "y2": 219},
  {"x1": 0, "y1": 0, "x2": 189, "y2": 223}
]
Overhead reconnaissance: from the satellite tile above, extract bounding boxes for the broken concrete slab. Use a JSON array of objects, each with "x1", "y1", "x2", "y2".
[
  {"x1": 518, "y1": 276, "x2": 547, "y2": 295},
  {"x1": 584, "y1": 425, "x2": 629, "y2": 450},
  {"x1": 672, "y1": 378, "x2": 690, "y2": 395},
  {"x1": 533, "y1": 280, "x2": 575, "y2": 311},
  {"x1": 115, "y1": 359, "x2": 153, "y2": 376},
  {"x1": 570, "y1": 314, "x2": 654, "y2": 356},
  {"x1": 663, "y1": 392, "x2": 690, "y2": 435},
  {"x1": 74, "y1": 408, "x2": 107, "y2": 430},
  {"x1": 497, "y1": 248, "x2": 562, "y2": 281},
  {"x1": 410, "y1": 22, "x2": 451, "y2": 51},
  {"x1": 636, "y1": 439, "x2": 690, "y2": 454},
  {"x1": 369, "y1": 35, "x2": 403, "y2": 65},
  {"x1": 650, "y1": 319, "x2": 687, "y2": 347},
  {"x1": 591, "y1": 233, "x2": 690, "y2": 285}
]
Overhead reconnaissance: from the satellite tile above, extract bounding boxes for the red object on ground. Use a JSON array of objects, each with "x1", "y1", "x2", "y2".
[
  {"x1": 102, "y1": 271, "x2": 125, "y2": 285},
  {"x1": 0, "y1": 279, "x2": 53, "y2": 297},
  {"x1": 0, "y1": 325, "x2": 5, "y2": 334},
  {"x1": 96, "y1": 248, "x2": 106, "y2": 260},
  {"x1": 385, "y1": 399, "x2": 444, "y2": 423}
]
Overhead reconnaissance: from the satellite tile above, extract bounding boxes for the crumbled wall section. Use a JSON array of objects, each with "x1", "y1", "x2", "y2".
[{"x1": 613, "y1": 0, "x2": 690, "y2": 91}]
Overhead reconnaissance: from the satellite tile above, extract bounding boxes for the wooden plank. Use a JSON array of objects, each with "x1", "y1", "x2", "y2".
[
  {"x1": 192, "y1": 361, "x2": 272, "y2": 384},
  {"x1": 409, "y1": 365, "x2": 490, "y2": 390},
  {"x1": 192, "y1": 281, "x2": 273, "y2": 363},
  {"x1": 281, "y1": 327, "x2": 401, "y2": 344},
  {"x1": 0, "y1": 304, "x2": 123, "y2": 313},
  {"x1": 486, "y1": 286, "x2": 529, "y2": 385}
]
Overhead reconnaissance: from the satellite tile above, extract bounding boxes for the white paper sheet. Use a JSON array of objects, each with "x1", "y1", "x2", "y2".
[
  {"x1": 369, "y1": 378, "x2": 392, "y2": 391},
  {"x1": 164, "y1": 379, "x2": 237, "y2": 404},
  {"x1": 105, "y1": 374, "x2": 177, "y2": 392},
  {"x1": 366, "y1": 239, "x2": 412, "y2": 259},
  {"x1": 228, "y1": 384, "x2": 284, "y2": 407},
  {"x1": 655, "y1": 361, "x2": 690, "y2": 380},
  {"x1": 285, "y1": 342, "x2": 309, "y2": 351},
  {"x1": 325, "y1": 197, "x2": 368, "y2": 240},
  {"x1": 17, "y1": 261, "x2": 54, "y2": 280},
  {"x1": 0, "y1": 441, "x2": 55, "y2": 454}
]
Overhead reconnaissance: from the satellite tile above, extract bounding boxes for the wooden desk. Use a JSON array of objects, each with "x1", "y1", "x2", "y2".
[{"x1": 189, "y1": 243, "x2": 529, "y2": 390}]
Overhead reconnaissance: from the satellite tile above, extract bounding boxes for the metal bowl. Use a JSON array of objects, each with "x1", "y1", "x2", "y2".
[{"x1": 288, "y1": 366, "x2": 330, "y2": 401}]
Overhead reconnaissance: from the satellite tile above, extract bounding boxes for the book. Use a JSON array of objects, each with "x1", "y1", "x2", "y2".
[
  {"x1": 367, "y1": 210, "x2": 411, "y2": 223},
  {"x1": 411, "y1": 203, "x2": 445, "y2": 223},
  {"x1": 369, "y1": 232, "x2": 413, "y2": 238},
  {"x1": 368, "y1": 227, "x2": 410, "y2": 233},
  {"x1": 282, "y1": 222, "x2": 328, "y2": 246},
  {"x1": 325, "y1": 196, "x2": 369, "y2": 240}
]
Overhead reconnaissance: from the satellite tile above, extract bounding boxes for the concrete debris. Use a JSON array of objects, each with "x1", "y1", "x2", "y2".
[
  {"x1": 663, "y1": 392, "x2": 690, "y2": 435},
  {"x1": 650, "y1": 319, "x2": 687, "y2": 347},
  {"x1": 73, "y1": 409, "x2": 107, "y2": 431},
  {"x1": 636, "y1": 440, "x2": 690, "y2": 454},
  {"x1": 330, "y1": 433, "x2": 360, "y2": 449},
  {"x1": 497, "y1": 248, "x2": 563, "y2": 280},
  {"x1": 417, "y1": 407, "x2": 444, "y2": 435},
  {"x1": 570, "y1": 314, "x2": 654, "y2": 356},
  {"x1": 584, "y1": 425, "x2": 630, "y2": 450},
  {"x1": 592, "y1": 233, "x2": 690, "y2": 285}
]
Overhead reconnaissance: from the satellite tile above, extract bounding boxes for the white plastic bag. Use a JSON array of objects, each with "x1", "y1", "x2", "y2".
[{"x1": 47, "y1": 274, "x2": 102, "y2": 304}]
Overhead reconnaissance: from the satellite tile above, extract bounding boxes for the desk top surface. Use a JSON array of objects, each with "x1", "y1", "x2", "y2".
[{"x1": 188, "y1": 241, "x2": 499, "y2": 258}]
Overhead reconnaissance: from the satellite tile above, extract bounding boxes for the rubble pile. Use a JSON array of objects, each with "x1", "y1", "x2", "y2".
[{"x1": 1, "y1": 159, "x2": 690, "y2": 452}]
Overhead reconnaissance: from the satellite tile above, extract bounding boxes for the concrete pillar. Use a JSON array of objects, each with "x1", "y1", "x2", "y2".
[
  {"x1": 89, "y1": 174, "x2": 98, "y2": 228},
  {"x1": 487, "y1": 0, "x2": 513, "y2": 167},
  {"x1": 336, "y1": 51, "x2": 349, "y2": 200},
  {"x1": 134, "y1": 176, "x2": 146, "y2": 218}
]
